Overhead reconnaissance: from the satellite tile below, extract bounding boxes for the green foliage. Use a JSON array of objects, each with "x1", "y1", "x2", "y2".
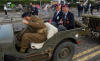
[{"x1": 0, "y1": 0, "x2": 50, "y2": 10}]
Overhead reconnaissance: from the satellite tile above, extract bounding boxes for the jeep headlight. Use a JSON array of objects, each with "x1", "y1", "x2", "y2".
[{"x1": 75, "y1": 34, "x2": 79, "y2": 38}]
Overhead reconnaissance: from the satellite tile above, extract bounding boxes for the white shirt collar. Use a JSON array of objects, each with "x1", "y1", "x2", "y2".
[
  {"x1": 65, "y1": 12, "x2": 68, "y2": 16},
  {"x1": 56, "y1": 11, "x2": 60, "y2": 15}
]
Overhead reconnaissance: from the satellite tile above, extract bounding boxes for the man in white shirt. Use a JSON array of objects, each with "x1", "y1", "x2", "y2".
[{"x1": 4, "y1": 4, "x2": 8, "y2": 15}]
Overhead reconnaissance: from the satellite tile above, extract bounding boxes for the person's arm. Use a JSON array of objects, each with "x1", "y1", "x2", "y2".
[
  {"x1": 59, "y1": 19, "x2": 63, "y2": 25},
  {"x1": 69, "y1": 13, "x2": 75, "y2": 26},
  {"x1": 59, "y1": 13, "x2": 64, "y2": 25},
  {"x1": 59, "y1": 12, "x2": 63, "y2": 21},
  {"x1": 28, "y1": 21, "x2": 45, "y2": 29}
]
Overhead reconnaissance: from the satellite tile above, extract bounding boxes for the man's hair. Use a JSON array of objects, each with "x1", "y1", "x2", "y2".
[{"x1": 22, "y1": 12, "x2": 31, "y2": 18}]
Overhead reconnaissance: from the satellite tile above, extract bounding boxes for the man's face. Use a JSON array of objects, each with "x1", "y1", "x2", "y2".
[
  {"x1": 56, "y1": 5, "x2": 61, "y2": 11},
  {"x1": 24, "y1": 16, "x2": 31, "y2": 21},
  {"x1": 32, "y1": 5, "x2": 35, "y2": 7},
  {"x1": 62, "y1": 7, "x2": 69, "y2": 13}
]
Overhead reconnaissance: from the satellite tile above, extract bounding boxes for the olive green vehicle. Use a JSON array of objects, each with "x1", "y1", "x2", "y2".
[
  {"x1": 0, "y1": 19, "x2": 85, "y2": 61},
  {"x1": 82, "y1": 14, "x2": 100, "y2": 40}
]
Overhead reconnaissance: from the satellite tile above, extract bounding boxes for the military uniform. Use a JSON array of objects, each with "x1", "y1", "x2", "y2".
[
  {"x1": 20, "y1": 16, "x2": 47, "y2": 52},
  {"x1": 52, "y1": 11, "x2": 63, "y2": 28},
  {"x1": 62, "y1": 11, "x2": 75, "y2": 30}
]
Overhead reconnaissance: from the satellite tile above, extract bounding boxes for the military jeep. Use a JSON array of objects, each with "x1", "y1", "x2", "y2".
[
  {"x1": 0, "y1": 19, "x2": 85, "y2": 61},
  {"x1": 82, "y1": 14, "x2": 100, "y2": 40}
]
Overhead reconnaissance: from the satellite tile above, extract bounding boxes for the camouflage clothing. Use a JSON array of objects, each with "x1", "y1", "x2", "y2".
[{"x1": 20, "y1": 16, "x2": 47, "y2": 50}]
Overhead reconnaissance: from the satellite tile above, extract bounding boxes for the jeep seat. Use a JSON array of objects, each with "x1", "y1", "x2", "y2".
[{"x1": 31, "y1": 22, "x2": 58, "y2": 49}]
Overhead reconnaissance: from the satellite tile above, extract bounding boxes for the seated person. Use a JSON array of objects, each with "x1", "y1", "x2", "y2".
[
  {"x1": 19, "y1": 12, "x2": 47, "y2": 53},
  {"x1": 60, "y1": 4, "x2": 75, "y2": 30},
  {"x1": 52, "y1": 4, "x2": 63, "y2": 28}
]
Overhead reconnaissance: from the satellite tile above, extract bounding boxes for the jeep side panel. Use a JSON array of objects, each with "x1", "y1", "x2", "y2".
[{"x1": 0, "y1": 24, "x2": 15, "y2": 61}]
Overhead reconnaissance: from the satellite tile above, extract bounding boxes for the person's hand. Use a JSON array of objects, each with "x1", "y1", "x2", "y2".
[
  {"x1": 66, "y1": 21, "x2": 70, "y2": 24},
  {"x1": 23, "y1": 19, "x2": 29, "y2": 24},
  {"x1": 60, "y1": 19, "x2": 63, "y2": 24}
]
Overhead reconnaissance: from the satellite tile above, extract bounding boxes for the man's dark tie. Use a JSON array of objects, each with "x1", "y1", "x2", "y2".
[{"x1": 55, "y1": 12, "x2": 58, "y2": 17}]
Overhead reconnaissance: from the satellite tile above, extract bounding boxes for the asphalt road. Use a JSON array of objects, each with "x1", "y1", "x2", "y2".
[
  {"x1": 0, "y1": 8, "x2": 100, "y2": 61},
  {"x1": 70, "y1": 8, "x2": 100, "y2": 61},
  {"x1": 73, "y1": 37, "x2": 100, "y2": 61}
]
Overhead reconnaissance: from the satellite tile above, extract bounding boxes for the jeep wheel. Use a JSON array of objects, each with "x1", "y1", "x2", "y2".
[{"x1": 52, "y1": 42, "x2": 75, "y2": 61}]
